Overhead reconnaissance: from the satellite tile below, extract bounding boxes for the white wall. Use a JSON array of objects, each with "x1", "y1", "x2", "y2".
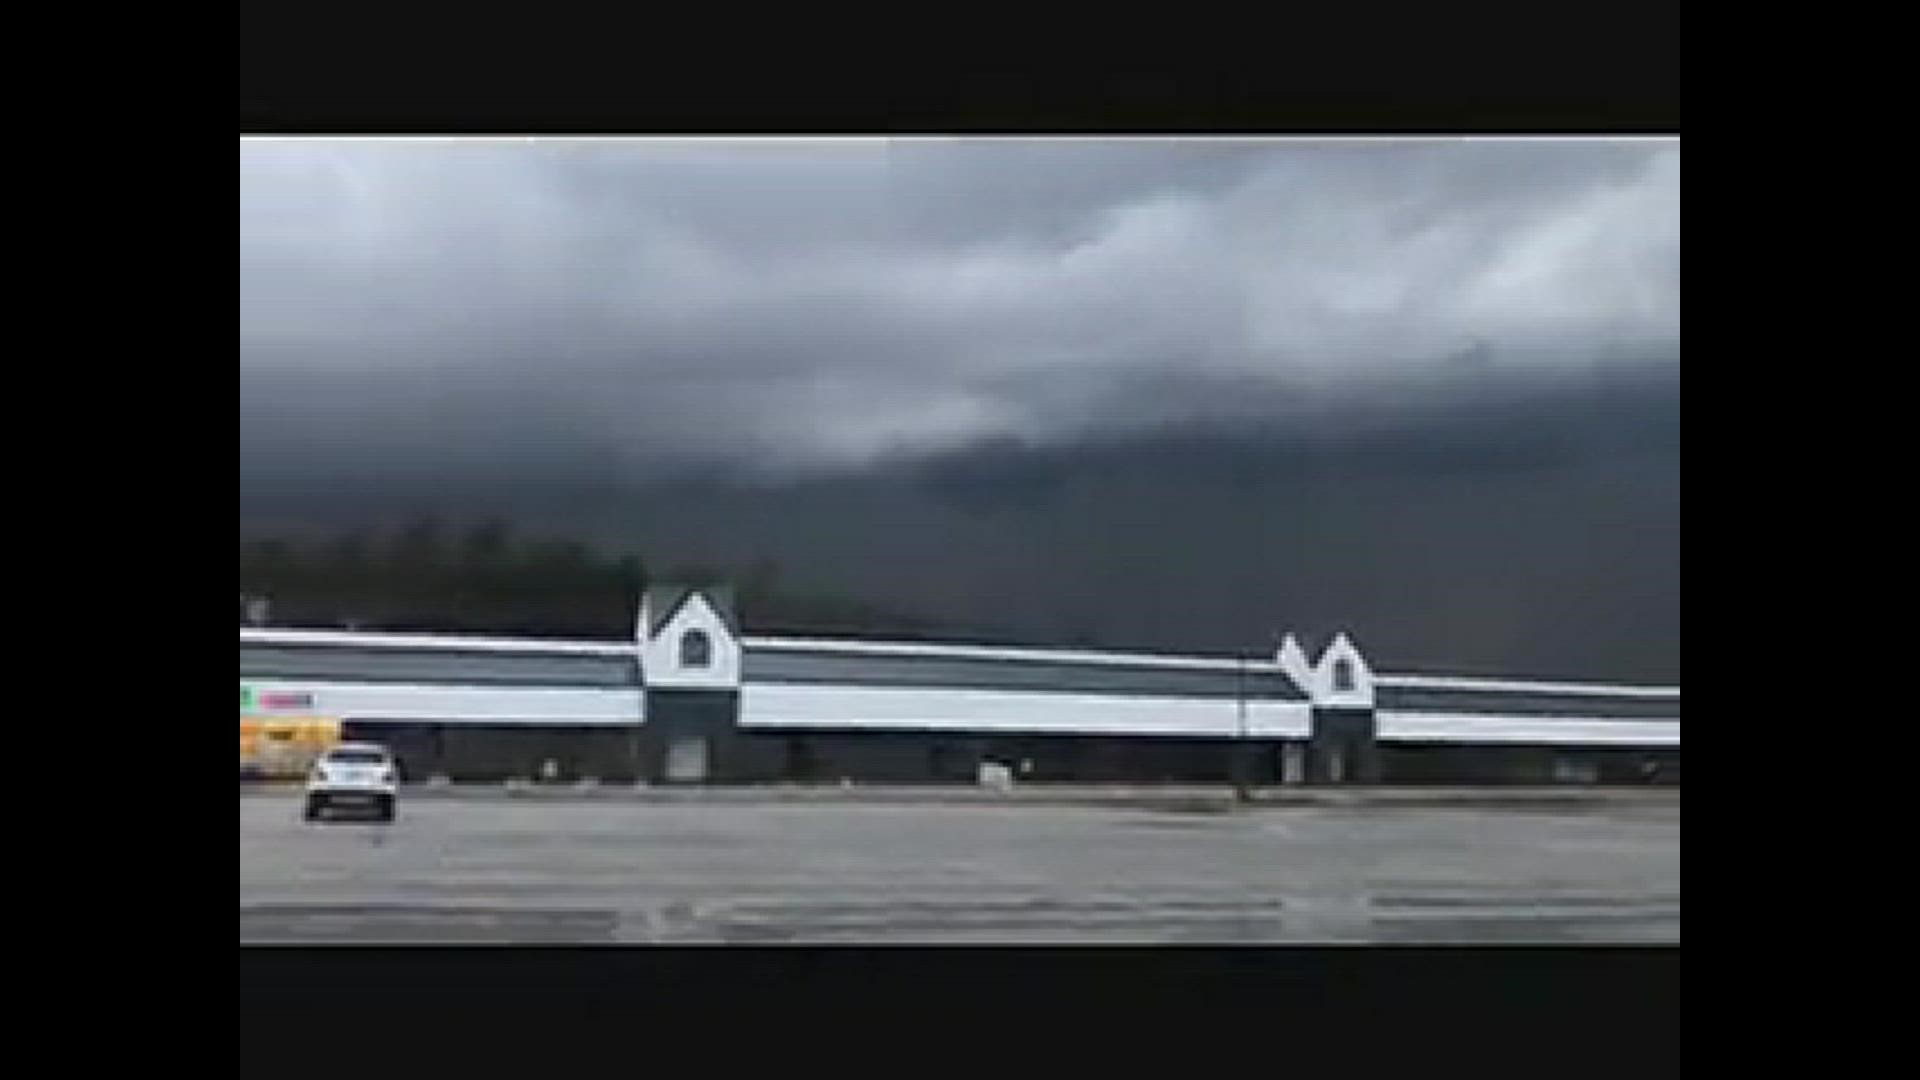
[
  {"x1": 740, "y1": 682, "x2": 1311, "y2": 738},
  {"x1": 239, "y1": 678, "x2": 643, "y2": 726},
  {"x1": 1376, "y1": 711, "x2": 1680, "y2": 746}
]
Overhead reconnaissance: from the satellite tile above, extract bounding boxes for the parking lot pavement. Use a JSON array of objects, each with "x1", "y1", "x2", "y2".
[{"x1": 239, "y1": 794, "x2": 1680, "y2": 943}]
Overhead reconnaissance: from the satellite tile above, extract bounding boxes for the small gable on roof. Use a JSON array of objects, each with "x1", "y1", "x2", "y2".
[
  {"x1": 639, "y1": 583, "x2": 741, "y2": 691},
  {"x1": 1275, "y1": 633, "x2": 1316, "y2": 694},
  {"x1": 1312, "y1": 631, "x2": 1375, "y2": 707},
  {"x1": 643, "y1": 584, "x2": 738, "y2": 641}
]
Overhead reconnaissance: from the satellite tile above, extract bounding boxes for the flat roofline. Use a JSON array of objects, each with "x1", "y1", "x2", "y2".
[
  {"x1": 1375, "y1": 673, "x2": 1680, "y2": 698},
  {"x1": 742, "y1": 634, "x2": 1285, "y2": 673},
  {"x1": 240, "y1": 627, "x2": 634, "y2": 657},
  {"x1": 238, "y1": 628, "x2": 1679, "y2": 693}
]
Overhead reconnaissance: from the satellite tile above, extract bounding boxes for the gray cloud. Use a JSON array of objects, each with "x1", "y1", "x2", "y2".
[{"x1": 240, "y1": 137, "x2": 1678, "y2": 475}]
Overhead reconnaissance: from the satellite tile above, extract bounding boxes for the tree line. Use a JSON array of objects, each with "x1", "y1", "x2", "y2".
[{"x1": 238, "y1": 518, "x2": 955, "y2": 641}]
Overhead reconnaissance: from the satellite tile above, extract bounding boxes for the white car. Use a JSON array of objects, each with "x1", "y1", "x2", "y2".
[{"x1": 304, "y1": 742, "x2": 399, "y2": 822}]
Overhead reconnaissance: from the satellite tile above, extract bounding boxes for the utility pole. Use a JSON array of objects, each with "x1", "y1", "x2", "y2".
[{"x1": 1234, "y1": 649, "x2": 1249, "y2": 802}]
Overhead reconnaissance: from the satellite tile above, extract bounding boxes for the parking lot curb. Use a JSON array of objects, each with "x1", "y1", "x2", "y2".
[{"x1": 242, "y1": 781, "x2": 1676, "y2": 811}]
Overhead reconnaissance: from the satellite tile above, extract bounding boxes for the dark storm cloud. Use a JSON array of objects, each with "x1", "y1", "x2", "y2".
[
  {"x1": 240, "y1": 138, "x2": 1678, "y2": 475},
  {"x1": 239, "y1": 138, "x2": 1679, "y2": 680},
  {"x1": 239, "y1": 366, "x2": 1680, "y2": 680}
]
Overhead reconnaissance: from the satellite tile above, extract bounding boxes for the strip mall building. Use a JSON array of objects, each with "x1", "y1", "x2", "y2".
[{"x1": 240, "y1": 585, "x2": 1679, "y2": 786}]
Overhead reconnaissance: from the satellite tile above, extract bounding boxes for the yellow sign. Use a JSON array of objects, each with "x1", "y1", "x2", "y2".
[{"x1": 240, "y1": 717, "x2": 341, "y2": 777}]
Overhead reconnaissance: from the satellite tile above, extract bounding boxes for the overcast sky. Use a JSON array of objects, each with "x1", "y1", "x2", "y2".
[{"x1": 240, "y1": 137, "x2": 1679, "y2": 477}]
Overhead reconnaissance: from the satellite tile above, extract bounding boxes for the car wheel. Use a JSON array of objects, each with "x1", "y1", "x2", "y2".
[
  {"x1": 303, "y1": 796, "x2": 324, "y2": 822},
  {"x1": 377, "y1": 795, "x2": 396, "y2": 823}
]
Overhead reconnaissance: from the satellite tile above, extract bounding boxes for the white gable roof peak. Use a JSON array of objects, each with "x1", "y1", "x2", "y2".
[
  {"x1": 639, "y1": 588, "x2": 741, "y2": 690},
  {"x1": 1275, "y1": 633, "x2": 1315, "y2": 690},
  {"x1": 1312, "y1": 631, "x2": 1374, "y2": 706}
]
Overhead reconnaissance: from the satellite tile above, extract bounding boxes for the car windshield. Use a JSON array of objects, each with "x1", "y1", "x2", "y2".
[{"x1": 325, "y1": 749, "x2": 387, "y2": 765}]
